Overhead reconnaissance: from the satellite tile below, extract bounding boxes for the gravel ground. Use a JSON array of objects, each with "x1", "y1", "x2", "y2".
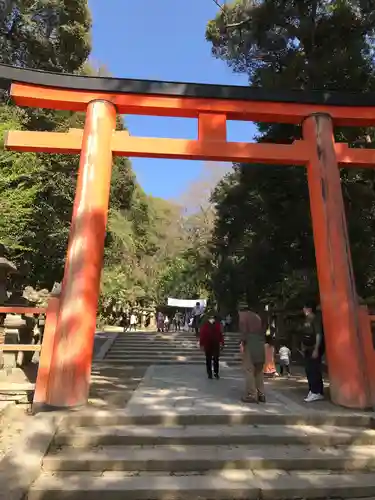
[{"x1": 0, "y1": 402, "x2": 31, "y2": 459}]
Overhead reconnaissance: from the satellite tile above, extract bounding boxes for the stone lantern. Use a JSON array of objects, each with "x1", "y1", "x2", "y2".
[
  {"x1": 0, "y1": 243, "x2": 17, "y2": 307},
  {"x1": 0, "y1": 244, "x2": 17, "y2": 344}
]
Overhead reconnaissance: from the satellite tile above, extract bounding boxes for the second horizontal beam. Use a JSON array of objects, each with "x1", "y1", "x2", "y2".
[{"x1": 5, "y1": 130, "x2": 375, "y2": 167}]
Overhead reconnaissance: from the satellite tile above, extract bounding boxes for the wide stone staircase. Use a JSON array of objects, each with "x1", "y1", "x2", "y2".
[
  {"x1": 28, "y1": 410, "x2": 375, "y2": 499},
  {"x1": 104, "y1": 329, "x2": 243, "y2": 365}
]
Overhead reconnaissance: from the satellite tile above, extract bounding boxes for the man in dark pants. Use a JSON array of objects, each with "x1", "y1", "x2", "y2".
[
  {"x1": 192, "y1": 301, "x2": 204, "y2": 337},
  {"x1": 302, "y1": 303, "x2": 325, "y2": 403},
  {"x1": 199, "y1": 312, "x2": 224, "y2": 379}
]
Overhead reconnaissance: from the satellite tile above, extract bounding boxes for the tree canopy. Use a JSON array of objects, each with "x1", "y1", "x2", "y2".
[
  {"x1": 0, "y1": 1, "x2": 208, "y2": 313},
  {"x1": 5, "y1": 1, "x2": 375, "y2": 318},
  {"x1": 206, "y1": 0, "x2": 375, "y2": 310}
]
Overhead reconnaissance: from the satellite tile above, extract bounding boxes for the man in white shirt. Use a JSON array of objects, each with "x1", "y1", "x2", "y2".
[
  {"x1": 278, "y1": 344, "x2": 291, "y2": 376},
  {"x1": 191, "y1": 302, "x2": 204, "y2": 337},
  {"x1": 130, "y1": 313, "x2": 137, "y2": 331}
]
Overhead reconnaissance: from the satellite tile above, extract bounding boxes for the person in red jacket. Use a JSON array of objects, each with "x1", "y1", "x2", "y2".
[{"x1": 199, "y1": 312, "x2": 224, "y2": 379}]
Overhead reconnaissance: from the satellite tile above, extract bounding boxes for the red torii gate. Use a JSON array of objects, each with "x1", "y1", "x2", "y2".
[{"x1": 2, "y1": 64, "x2": 375, "y2": 410}]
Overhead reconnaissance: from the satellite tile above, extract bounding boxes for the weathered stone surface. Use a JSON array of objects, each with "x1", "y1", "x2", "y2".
[
  {"x1": 0, "y1": 412, "x2": 61, "y2": 500},
  {"x1": 27, "y1": 470, "x2": 375, "y2": 500},
  {"x1": 104, "y1": 330, "x2": 243, "y2": 365},
  {"x1": 42, "y1": 443, "x2": 375, "y2": 472},
  {"x1": 255, "y1": 470, "x2": 375, "y2": 499},
  {"x1": 53, "y1": 423, "x2": 375, "y2": 448},
  {"x1": 28, "y1": 471, "x2": 260, "y2": 500},
  {"x1": 27, "y1": 365, "x2": 375, "y2": 499}
]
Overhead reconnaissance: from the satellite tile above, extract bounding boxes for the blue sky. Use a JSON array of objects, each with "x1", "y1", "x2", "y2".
[{"x1": 88, "y1": 0, "x2": 256, "y2": 200}]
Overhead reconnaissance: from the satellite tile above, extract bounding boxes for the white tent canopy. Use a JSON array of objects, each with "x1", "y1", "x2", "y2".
[{"x1": 167, "y1": 298, "x2": 207, "y2": 309}]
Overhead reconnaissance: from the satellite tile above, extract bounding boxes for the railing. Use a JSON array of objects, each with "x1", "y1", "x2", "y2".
[
  {"x1": 0, "y1": 306, "x2": 46, "y2": 314},
  {"x1": 0, "y1": 299, "x2": 60, "y2": 410},
  {"x1": 0, "y1": 305, "x2": 47, "y2": 353}
]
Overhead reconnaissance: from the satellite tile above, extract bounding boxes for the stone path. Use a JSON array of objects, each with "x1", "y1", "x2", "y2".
[
  {"x1": 27, "y1": 365, "x2": 375, "y2": 499},
  {"x1": 88, "y1": 364, "x2": 147, "y2": 408},
  {"x1": 125, "y1": 364, "x2": 362, "y2": 418},
  {"x1": 103, "y1": 329, "x2": 243, "y2": 365}
]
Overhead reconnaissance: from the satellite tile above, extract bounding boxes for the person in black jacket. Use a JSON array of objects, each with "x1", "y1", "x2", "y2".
[{"x1": 301, "y1": 303, "x2": 325, "y2": 403}]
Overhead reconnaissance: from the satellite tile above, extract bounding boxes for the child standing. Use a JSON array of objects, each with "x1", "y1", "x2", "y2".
[{"x1": 278, "y1": 344, "x2": 291, "y2": 376}]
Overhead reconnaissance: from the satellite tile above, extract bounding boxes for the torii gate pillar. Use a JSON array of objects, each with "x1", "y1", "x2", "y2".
[
  {"x1": 303, "y1": 113, "x2": 369, "y2": 408},
  {"x1": 45, "y1": 100, "x2": 117, "y2": 408}
]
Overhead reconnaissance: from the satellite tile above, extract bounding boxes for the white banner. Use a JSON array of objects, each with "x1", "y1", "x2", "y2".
[{"x1": 167, "y1": 298, "x2": 207, "y2": 309}]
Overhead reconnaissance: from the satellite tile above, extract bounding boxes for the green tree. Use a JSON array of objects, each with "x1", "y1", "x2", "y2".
[
  {"x1": 0, "y1": 0, "x2": 91, "y2": 71},
  {"x1": 206, "y1": 0, "x2": 375, "y2": 310},
  {"x1": 0, "y1": 1, "x2": 93, "y2": 286}
]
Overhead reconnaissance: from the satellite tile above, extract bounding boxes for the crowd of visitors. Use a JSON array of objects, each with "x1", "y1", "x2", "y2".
[
  {"x1": 119, "y1": 299, "x2": 326, "y2": 405},
  {"x1": 198, "y1": 302, "x2": 325, "y2": 405}
]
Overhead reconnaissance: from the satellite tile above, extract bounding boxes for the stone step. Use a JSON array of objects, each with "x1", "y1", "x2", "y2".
[
  {"x1": 112, "y1": 340, "x2": 241, "y2": 344},
  {"x1": 113, "y1": 336, "x2": 241, "y2": 341},
  {"x1": 27, "y1": 470, "x2": 375, "y2": 500},
  {"x1": 105, "y1": 354, "x2": 241, "y2": 359},
  {"x1": 114, "y1": 334, "x2": 241, "y2": 337},
  {"x1": 108, "y1": 351, "x2": 241, "y2": 356},
  {"x1": 106, "y1": 353, "x2": 240, "y2": 358},
  {"x1": 60, "y1": 410, "x2": 375, "y2": 428},
  {"x1": 43, "y1": 444, "x2": 375, "y2": 472},
  {"x1": 108, "y1": 346, "x2": 239, "y2": 350},
  {"x1": 115, "y1": 332, "x2": 241, "y2": 335},
  {"x1": 109, "y1": 347, "x2": 239, "y2": 352},
  {"x1": 54, "y1": 424, "x2": 375, "y2": 447},
  {"x1": 115, "y1": 335, "x2": 241, "y2": 343},
  {"x1": 101, "y1": 359, "x2": 241, "y2": 364},
  {"x1": 110, "y1": 343, "x2": 240, "y2": 349},
  {"x1": 110, "y1": 341, "x2": 240, "y2": 346}
]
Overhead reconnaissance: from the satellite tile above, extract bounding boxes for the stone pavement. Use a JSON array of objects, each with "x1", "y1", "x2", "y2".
[
  {"x1": 125, "y1": 364, "x2": 370, "y2": 418},
  {"x1": 27, "y1": 364, "x2": 375, "y2": 499},
  {"x1": 103, "y1": 329, "x2": 243, "y2": 365},
  {"x1": 0, "y1": 356, "x2": 372, "y2": 500}
]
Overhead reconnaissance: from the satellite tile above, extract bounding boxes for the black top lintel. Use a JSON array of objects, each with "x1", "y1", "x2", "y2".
[{"x1": 0, "y1": 63, "x2": 374, "y2": 107}]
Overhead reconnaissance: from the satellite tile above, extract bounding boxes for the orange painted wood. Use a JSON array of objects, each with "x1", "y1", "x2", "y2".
[
  {"x1": 3, "y1": 131, "x2": 309, "y2": 165},
  {"x1": 111, "y1": 135, "x2": 311, "y2": 164},
  {"x1": 0, "y1": 306, "x2": 46, "y2": 314},
  {"x1": 5, "y1": 130, "x2": 82, "y2": 154},
  {"x1": 358, "y1": 306, "x2": 375, "y2": 407},
  {"x1": 0, "y1": 345, "x2": 41, "y2": 351},
  {"x1": 303, "y1": 113, "x2": 369, "y2": 409},
  {"x1": 33, "y1": 297, "x2": 60, "y2": 409},
  {"x1": 7, "y1": 130, "x2": 375, "y2": 167},
  {"x1": 198, "y1": 113, "x2": 227, "y2": 141},
  {"x1": 10, "y1": 83, "x2": 375, "y2": 126},
  {"x1": 45, "y1": 100, "x2": 117, "y2": 408},
  {"x1": 334, "y1": 143, "x2": 375, "y2": 167}
]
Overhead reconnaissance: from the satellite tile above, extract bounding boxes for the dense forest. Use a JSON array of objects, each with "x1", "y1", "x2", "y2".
[
  {"x1": 206, "y1": 0, "x2": 375, "y2": 312},
  {"x1": 0, "y1": 0, "x2": 210, "y2": 314},
  {"x1": 2, "y1": 0, "x2": 375, "y2": 318}
]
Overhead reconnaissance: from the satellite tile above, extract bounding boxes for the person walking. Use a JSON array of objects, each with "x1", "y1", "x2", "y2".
[
  {"x1": 192, "y1": 301, "x2": 204, "y2": 337},
  {"x1": 157, "y1": 311, "x2": 164, "y2": 333},
  {"x1": 302, "y1": 303, "x2": 325, "y2": 403},
  {"x1": 164, "y1": 315, "x2": 170, "y2": 332},
  {"x1": 174, "y1": 311, "x2": 182, "y2": 331},
  {"x1": 239, "y1": 306, "x2": 266, "y2": 403},
  {"x1": 264, "y1": 316, "x2": 278, "y2": 377},
  {"x1": 130, "y1": 312, "x2": 137, "y2": 331},
  {"x1": 225, "y1": 313, "x2": 232, "y2": 332},
  {"x1": 199, "y1": 312, "x2": 224, "y2": 379},
  {"x1": 278, "y1": 344, "x2": 291, "y2": 376}
]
